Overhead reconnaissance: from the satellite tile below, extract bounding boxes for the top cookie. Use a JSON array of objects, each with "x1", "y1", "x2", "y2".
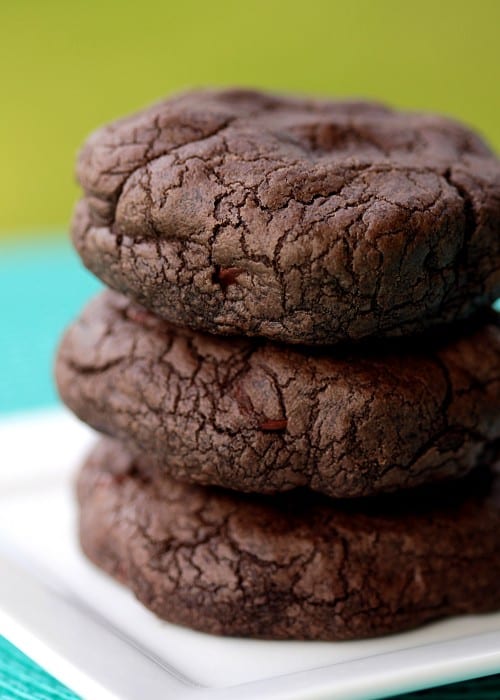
[{"x1": 73, "y1": 89, "x2": 500, "y2": 344}]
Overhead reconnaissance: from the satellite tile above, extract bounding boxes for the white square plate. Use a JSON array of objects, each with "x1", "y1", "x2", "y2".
[{"x1": 1, "y1": 409, "x2": 500, "y2": 700}]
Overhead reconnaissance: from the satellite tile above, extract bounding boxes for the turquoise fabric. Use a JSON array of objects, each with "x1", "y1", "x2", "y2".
[
  {"x1": 0, "y1": 237, "x2": 101, "y2": 415},
  {"x1": 0, "y1": 638, "x2": 78, "y2": 700},
  {"x1": 0, "y1": 236, "x2": 499, "y2": 699}
]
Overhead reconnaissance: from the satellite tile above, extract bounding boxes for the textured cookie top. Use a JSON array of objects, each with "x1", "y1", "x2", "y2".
[
  {"x1": 79, "y1": 438, "x2": 500, "y2": 640},
  {"x1": 74, "y1": 89, "x2": 500, "y2": 343},
  {"x1": 57, "y1": 290, "x2": 500, "y2": 498}
]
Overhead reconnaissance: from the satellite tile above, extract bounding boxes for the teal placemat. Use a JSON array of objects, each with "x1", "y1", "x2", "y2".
[
  {"x1": 0, "y1": 235, "x2": 499, "y2": 699},
  {"x1": 0, "y1": 236, "x2": 101, "y2": 414},
  {"x1": 0, "y1": 637, "x2": 78, "y2": 700}
]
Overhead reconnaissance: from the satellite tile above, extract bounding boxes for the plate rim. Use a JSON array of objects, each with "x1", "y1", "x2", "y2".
[{"x1": 2, "y1": 408, "x2": 500, "y2": 700}]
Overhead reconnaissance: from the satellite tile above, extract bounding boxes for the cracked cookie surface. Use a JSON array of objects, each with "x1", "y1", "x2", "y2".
[
  {"x1": 56, "y1": 291, "x2": 500, "y2": 498},
  {"x1": 78, "y1": 438, "x2": 500, "y2": 640},
  {"x1": 72, "y1": 88, "x2": 500, "y2": 344}
]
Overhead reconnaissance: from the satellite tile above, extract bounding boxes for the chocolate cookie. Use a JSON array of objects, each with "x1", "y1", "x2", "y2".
[
  {"x1": 72, "y1": 88, "x2": 500, "y2": 344},
  {"x1": 56, "y1": 291, "x2": 500, "y2": 498},
  {"x1": 78, "y1": 438, "x2": 500, "y2": 640}
]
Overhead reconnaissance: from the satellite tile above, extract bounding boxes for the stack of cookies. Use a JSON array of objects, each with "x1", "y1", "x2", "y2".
[{"x1": 56, "y1": 89, "x2": 500, "y2": 640}]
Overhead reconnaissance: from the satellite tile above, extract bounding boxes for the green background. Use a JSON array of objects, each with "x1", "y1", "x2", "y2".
[{"x1": 1, "y1": 0, "x2": 500, "y2": 234}]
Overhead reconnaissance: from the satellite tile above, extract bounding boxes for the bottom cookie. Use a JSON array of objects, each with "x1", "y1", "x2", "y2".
[{"x1": 78, "y1": 439, "x2": 500, "y2": 641}]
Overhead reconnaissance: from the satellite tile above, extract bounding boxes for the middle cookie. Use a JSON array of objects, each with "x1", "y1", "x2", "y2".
[{"x1": 56, "y1": 291, "x2": 500, "y2": 498}]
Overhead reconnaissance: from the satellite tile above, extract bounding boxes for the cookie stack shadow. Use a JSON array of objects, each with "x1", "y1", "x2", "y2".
[{"x1": 56, "y1": 89, "x2": 500, "y2": 641}]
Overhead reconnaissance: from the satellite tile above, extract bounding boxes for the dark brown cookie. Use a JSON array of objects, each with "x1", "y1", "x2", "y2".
[
  {"x1": 78, "y1": 438, "x2": 500, "y2": 640},
  {"x1": 56, "y1": 291, "x2": 500, "y2": 498},
  {"x1": 72, "y1": 88, "x2": 500, "y2": 344}
]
